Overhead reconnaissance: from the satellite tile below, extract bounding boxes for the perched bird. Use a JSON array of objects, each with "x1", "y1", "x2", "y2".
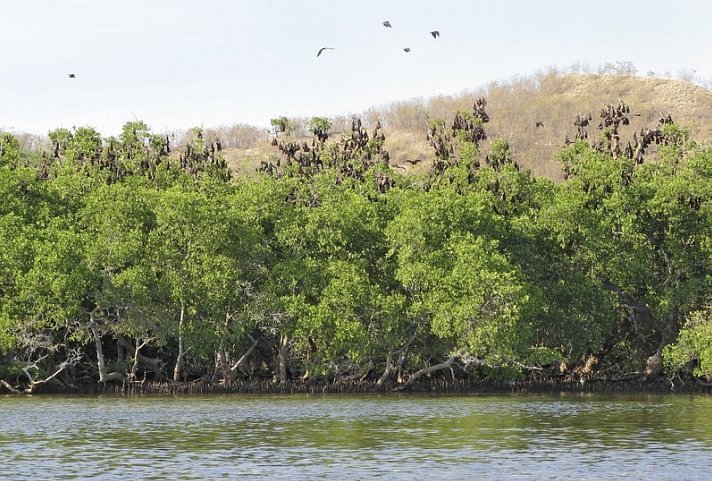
[
  {"x1": 68, "y1": 73, "x2": 76, "y2": 78},
  {"x1": 382, "y1": 20, "x2": 392, "y2": 28},
  {"x1": 317, "y1": 47, "x2": 335, "y2": 57},
  {"x1": 403, "y1": 48, "x2": 411, "y2": 53},
  {"x1": 430, "y1": 31, "x2": 440, "y2": 39}
]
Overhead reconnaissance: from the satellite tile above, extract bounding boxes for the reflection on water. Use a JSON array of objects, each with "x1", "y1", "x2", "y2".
[{"x1": 1, "y1": 393, "x2": 710, "y2": 480}]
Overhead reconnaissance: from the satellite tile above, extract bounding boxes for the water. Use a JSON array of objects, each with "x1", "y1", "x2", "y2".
[{"x1": 1, "y1": 393, "x2": 711, "y2": 480}]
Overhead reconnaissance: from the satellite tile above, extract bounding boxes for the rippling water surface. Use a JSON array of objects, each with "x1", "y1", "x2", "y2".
[{"x1": 1, "y1": 393, "x2": 710, "y2": 480}]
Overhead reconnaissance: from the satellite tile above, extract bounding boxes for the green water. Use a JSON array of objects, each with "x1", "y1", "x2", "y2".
[{"x1": 1, "y1": 393, "x2": 710, "y2": 480}]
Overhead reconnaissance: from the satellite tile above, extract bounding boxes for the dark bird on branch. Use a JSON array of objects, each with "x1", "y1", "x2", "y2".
[
  {"x1": 403, "y1": 48, "x2": 411, "y2": 53},
  {"x1": 68, "y1": 73, "x2": 76, "y2": 78},
  {"x1": 430, "y1": 31, "x2": 440, "y2": 39},
  {"x1": 317, "y1": 47, "x2": 334, "y2": 57},
  {"x1": 382, "y1": 20, "x2": 392, "y2": 28}
]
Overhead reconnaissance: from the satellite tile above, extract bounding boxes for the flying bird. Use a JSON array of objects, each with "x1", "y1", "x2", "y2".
[
  {"x1": 403, "y1": 48, "x2": 411, "y2": 53},
  {"x1": 317, "y1": 47, "x2": 334, "y2": 57},
  {"x1": 430, "y1": 31, "x2": 440, "y2": 39},
  {"x1": 535, "y1": 121, "x2": 544, "y2": 128},
  {"x1": 68, "y1": 73, "x2": 76, "y2": 78},
  {"x1": 382, "y1": 20, "x2": 392, "y2": 28}
]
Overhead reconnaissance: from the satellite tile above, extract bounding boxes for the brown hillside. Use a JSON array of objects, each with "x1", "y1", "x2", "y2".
[{"x1": 218, "y1": 72, "x2": 712, "y2": 179}]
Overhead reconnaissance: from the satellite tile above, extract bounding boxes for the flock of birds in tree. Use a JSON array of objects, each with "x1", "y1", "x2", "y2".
[
  {"x1": 261, "y1": 95, "x2": 517, "y2": 203},
  {"x1": 261, "y1": 116, "x2": 393, "y2": 198},
  {"x1": 563, "y1": 99, "x2": 677, "y2": 180},
  {"x1": 174, "y1": 129, "x2": 229, "y2": 180},
  {"x1": 263, "y1": 89, "x2": 679, "y2": 198},
  {"x1": 263, "y1": 95, "x2": 503, "y2": 196},
  {"x1": 40, "y1": 126, "x2": 228, "y2": 182},
  {"x1": 317, "y1": 20, "x2": 440, "y2": 57}
]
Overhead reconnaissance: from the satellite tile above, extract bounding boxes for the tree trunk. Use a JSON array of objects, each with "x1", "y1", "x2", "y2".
[
  {"x1": 276, "y1": 334, "x2": 289, "y2": 384},
  {"x1": 643, "y1": 309, "x2": 680, "y2": 381},
  {"x1": 116, "y1": 337, "x2": 125, "y2": 364},
  {"x1": 217, "y1": 350, "x2": 237, "y2": 383},
  {"x1": 131, "y1": 337, "x2": 151, "y2": 382},
  {"x1": 173, "y1": 303, "x2": 185, "y2": 382},
  {"x1": 90, "y1": 310, "x2": 124, "y2": 383},
  {"x1": 643, "y1": 349, "x2": 663, "y2": 381},
  {"x1": 389, "y1": 322, "x2": 420, "y2": 385},
  {"x1": 230, "y1": 334, "x2": 259, "y2": 372},
  {"x1": 117, "y1": 336, "x2": 165, "y2": 381},
  {"x1": 602, "y1": 280, "x2": 679, "y2": 381},
  {"x1": 214, "y1": 333, "x2": 259, "y2": 384},
  {"x1": 376, "y1": 352, "x2": 393, "y2": 386},
  {"x1": 0, "y1": 379, "x2": 23, "y2": 394}
]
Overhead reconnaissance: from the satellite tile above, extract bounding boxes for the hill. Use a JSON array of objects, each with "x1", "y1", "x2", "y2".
[{"x1": 217, "y1": 71, "x2": 712, "y2": 179}]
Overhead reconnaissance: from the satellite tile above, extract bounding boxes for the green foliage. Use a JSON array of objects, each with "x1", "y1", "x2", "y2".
[
  {"x1": 0, "y1": 132, "x2": 22, "y2": 167},
  {"x1": 270, "y1": 116, "x2": 292, "y2": 135},
  {"x1": 48, "y1": 128, "x2": 73, "y2": 156},
  {"x1": 308, "y1": 117, "x2": 331, "y2": 135},
  {"x1": 427, "y1": 234, "x2": 530, "y2": 361},
  {"x1": 1, "y1": 109, "x2": 711, "y2": 389},
  {"x1": 118, "y1": 121, "x2": 152, "y2": 160},
  {"x1": 664, "y1": 305, "x2": 712, "y2": 376},
  {"x1": 67, "y1": 127, "x2": 103, "y2": 163}
]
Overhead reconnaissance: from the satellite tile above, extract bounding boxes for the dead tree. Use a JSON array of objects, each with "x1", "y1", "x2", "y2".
[{"x1": 0, "y1": 324, "x2": 82, "y2": 394}]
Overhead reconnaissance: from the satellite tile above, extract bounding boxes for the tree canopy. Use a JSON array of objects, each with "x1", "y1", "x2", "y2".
[{"x1": 1, "y1": 107, "x2": 710, "y2": 393}]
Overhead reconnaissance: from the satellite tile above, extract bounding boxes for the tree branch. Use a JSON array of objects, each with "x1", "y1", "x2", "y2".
[
  {"x1": 0, "y1": 379, "x2": 23, "y2": 394},
  {"x1": 395, "y1": 355, "x2": 456, "y2": 391},
  {"x1": 230, "y1": 334, "x2": 259, "y2": 372}
]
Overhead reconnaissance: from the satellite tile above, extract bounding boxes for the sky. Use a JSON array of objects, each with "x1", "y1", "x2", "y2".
[{"x1": 2, "y1": 0, "x2": 712, "y2": 136}]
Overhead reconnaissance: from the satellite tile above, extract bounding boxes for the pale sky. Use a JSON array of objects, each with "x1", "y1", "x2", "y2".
[{"x1": 2, "y1": 0, "x2": 712, "y2": 136}]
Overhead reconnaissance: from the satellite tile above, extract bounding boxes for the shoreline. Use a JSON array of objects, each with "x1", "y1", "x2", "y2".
[{"x1": 4, "y1": 378, "x2": 711, "y2": 396}]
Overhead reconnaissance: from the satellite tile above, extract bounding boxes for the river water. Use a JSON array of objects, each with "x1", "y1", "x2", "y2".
[{"x1": 1, "y1": 393, "x2": 710, "y2": 480}]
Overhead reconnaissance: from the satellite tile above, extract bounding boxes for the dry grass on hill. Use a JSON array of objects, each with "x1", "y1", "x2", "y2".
[{"x1": 219, "y1": 71, "x2": 712, "y2": 180}]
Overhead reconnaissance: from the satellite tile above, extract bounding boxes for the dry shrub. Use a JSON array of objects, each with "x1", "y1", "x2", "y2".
[
  {"x1": 14, "y1": 132, "x2": 49, "y2": 152},
  {"x1": 206, "y1": 123, "x2": 268, "y2": 149}
]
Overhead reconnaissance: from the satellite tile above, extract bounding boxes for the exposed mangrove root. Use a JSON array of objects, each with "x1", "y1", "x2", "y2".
[{"x1": 6, "y1": 376, "x2": 711, "y2": 396}]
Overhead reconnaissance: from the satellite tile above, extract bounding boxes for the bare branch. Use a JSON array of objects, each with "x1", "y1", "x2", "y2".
[
  {"x1": 230, "y1": 334, "x2": 259, "y2": 372},
  {"x1": 395, "y1": 355, "x2": 456, "y2": 391}
]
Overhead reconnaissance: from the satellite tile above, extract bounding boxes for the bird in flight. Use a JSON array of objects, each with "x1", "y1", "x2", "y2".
[
  {"x1": 382, "y1": 20, "x2": 392, "y2": 28},
  {"x1": 430, "y1": 31, "x2": 440, "y2": 39},
  {"x1": 68, "y1": 73, "x2": 76, "y2": 78},
  {"x1": 535, "y1": 121, "x2": 544, "y2": 128},
  {"x1": 317, "y1": 47, "x2": 334, "y2": 57},
  {"x1": 403, "y1": 48, "x2": 411, "y2": 53}
]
